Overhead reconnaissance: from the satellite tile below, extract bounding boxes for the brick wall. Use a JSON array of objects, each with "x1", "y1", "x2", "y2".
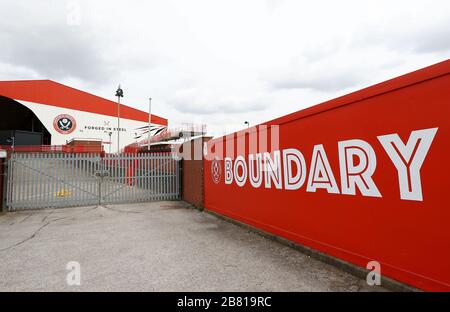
[
  {"x1": 182, "y1": 160, "x2": 204, "y2": 208},
  {"x1": 181, "y1": 137, "x2": 212, "y2": 208},
  {"x1": 0, "y1": 157, "x2": 5, "y2": 212}
]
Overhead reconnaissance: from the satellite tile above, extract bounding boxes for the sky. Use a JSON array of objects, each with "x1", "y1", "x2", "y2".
[{"x1": 1, "y1": 0, "x2": 449, "y2": 137}]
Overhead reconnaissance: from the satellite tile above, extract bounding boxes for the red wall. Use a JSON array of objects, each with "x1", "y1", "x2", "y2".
[{"x1": 204, "y1": 59, "x2": 450, "y2": 291}]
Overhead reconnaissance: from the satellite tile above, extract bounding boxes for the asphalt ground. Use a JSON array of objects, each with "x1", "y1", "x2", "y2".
[{"x1": 0, "y1": 201, "x2": 387, "y2": 292}]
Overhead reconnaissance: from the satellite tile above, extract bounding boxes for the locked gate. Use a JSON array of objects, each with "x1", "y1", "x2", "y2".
[{"x1": 4, "y1": 152, "x2": 180, "y2": 211}]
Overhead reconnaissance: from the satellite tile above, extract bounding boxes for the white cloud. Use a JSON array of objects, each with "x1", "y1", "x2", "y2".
[{"x1": 0, "y1": 0, "x2": 449, "y2": 137}]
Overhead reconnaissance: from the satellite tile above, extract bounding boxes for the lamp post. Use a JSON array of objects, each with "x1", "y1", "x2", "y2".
[
  {"x1": 148, "y1": 98, "x2": 152, "y2": 151},
  {"x1": 108, "y1": 132, "x2": 112, "y2": 154},
  {"x1": 6, "y1": 136, "x2": 15, "y2": 149},
  {"x1": 115, "y1": 85, "x2": 124, "y2": 153},
  {"x1": 244, "y1": 121, "x2": 250, "y2": 128}
]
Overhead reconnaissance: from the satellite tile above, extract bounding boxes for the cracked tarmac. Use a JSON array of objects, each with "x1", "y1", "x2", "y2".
[{"x1": 0, "y1": 201, "x2": 388, "y2": 292}]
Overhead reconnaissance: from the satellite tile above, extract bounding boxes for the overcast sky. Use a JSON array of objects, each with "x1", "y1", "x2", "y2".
[{"x1": 1, "y1": 0, "x2": 449, "y2": 137}]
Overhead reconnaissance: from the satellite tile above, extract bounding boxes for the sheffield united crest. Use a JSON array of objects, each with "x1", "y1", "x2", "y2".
[{"x1": 54, "y1": 114, "x2": 77, "y2": 134}]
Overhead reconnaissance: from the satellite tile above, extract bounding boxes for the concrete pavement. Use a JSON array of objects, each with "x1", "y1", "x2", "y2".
[{"x1": 0, "y1": 201, "x2": 387, "y2": 292}]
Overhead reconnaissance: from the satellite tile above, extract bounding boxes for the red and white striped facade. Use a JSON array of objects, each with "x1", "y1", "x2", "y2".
[{"x1": 0, "y1": 80, "x2": 168, "y2": 151}]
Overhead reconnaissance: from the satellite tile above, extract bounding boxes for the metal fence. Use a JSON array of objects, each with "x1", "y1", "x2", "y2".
[{"x1": 5, "y1": 152, "x2": 180, "y2": 211}]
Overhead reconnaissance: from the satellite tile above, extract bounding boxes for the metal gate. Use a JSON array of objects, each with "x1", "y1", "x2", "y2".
[{"x1": 5, "y1": 152, "x2": 180, "y2": 211}]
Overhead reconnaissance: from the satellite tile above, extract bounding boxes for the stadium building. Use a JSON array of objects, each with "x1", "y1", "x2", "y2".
[{"x1": 0, "y1": 80, "x2": 168, "y2": 152}]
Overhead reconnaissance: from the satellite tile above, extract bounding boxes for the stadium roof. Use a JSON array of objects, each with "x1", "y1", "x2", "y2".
[{"x1": 0, "y1": 80, "x2": 167, "y2": 126}]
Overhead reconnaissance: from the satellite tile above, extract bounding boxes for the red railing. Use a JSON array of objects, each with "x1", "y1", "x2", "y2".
[{"x1": 0, "y1": 145, "x2": 104, "y2": 154}]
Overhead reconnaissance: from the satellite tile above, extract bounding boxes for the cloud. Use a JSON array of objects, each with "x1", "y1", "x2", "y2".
[
  {"x1": 351, "y1": 6, "x2": 450, "y2": 55},
  {"x1": 0, "y1": 0, "x2": 158, "y2": 86},
  {"x1": 0, "y1": 62, "x2": 40, "y2": 80},
  {"x1": 271, "y1": 70, "x2": 363, "y2": 92},
  {"x1": 0, "y1": 0, "x2": 449, "y2": 138},
  {"x1": 168, "y1": 88, "x2": 269, "y2": 115},
  {"x1": 0, "y1": 23, "x2": 114, "y2": 84},
  {"x1": 386, "y1": 24, "x2": 450, "y2": 54},
  {"x1": 267, "y1": 52, "x2": 370, "y2": 92}
]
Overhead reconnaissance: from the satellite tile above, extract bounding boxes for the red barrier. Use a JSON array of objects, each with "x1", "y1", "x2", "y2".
[
  {"x1": 204, "y1": 59, "x2": 450, "y2": 291},
  {"x1": 0, "y1": 145, "x2": 103, "y2": 154}
]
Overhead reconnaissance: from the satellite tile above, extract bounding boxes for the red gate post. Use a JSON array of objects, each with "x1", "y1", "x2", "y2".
[
  {"x1": 178, "y1": 136, "x2": 212, "y2": 208},
  {"x1": 0, "y1": 149, "x2": 7, "y2": 213}
]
